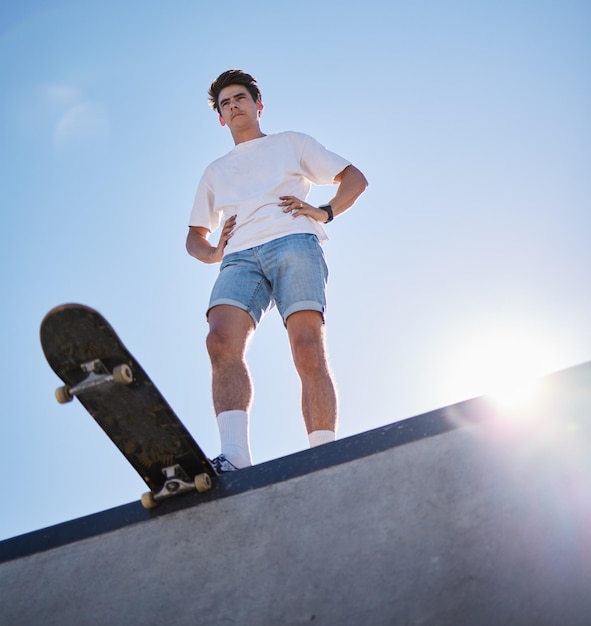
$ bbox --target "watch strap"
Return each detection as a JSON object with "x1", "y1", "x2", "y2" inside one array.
[{"x1": 319, "y1": 204, "x2": 334, "y2": 223}]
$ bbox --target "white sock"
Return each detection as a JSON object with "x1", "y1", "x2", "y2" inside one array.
[
  {"x1": 216, "y1": 410, "x2": 253, "y2": 468},
  {"x1": 308, "y1": 430, "x2": 336, "y2": 448}
]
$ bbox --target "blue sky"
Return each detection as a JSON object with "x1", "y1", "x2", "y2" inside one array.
[{"x1": 1, "y1": 0, "x2": 589, "y2": 540}]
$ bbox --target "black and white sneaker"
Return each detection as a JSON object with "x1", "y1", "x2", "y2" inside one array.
[{"x1": 210, "y1": 454, "x2": 239, "y2": 474}]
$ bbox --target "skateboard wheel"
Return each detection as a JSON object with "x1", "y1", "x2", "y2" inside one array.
[
  {"x1": 113, "y1": 364, "x2": 133, "y2": 384},
  {"x1": 141, "y1": 492, "x2": 158, "y2": 509},
  {"x1": 194, "y1": 473, "x2": 212, "y2": 493},
  {"x1": 55, "y1": 385, "x2": 73, "y2": 404}
]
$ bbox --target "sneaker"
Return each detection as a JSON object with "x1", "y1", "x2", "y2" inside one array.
[{"x1": 210, "y1": 454, "x2": 239, "y2": 474}]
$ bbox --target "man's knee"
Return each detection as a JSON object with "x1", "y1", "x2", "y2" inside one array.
[
  {"x1": 289, "y1": 319, "x2": 327, "y2": 376},
  {"x1": 291, "y1": 336, "x2": 325, "y2": 376},
  {"x1": 206, "y1": 326, "x2": 231, "y2": 362},
  {"x1": 206, "y1": 306, "x2": 253, "y2": 364}
]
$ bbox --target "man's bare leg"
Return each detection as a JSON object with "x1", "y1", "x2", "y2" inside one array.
[
  {"x1": 206, "y1": 305, "x2": 255, "y2": 468},
  {"x1": 207, "y1": 305, "x2": 254, "y2": 412},
  {"x1": 286, "y1": 310, "x2": 337, "y2": 443}
]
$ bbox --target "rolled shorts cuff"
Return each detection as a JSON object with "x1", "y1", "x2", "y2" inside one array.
[
  {"x1": 283, "y1": 300, "x2": 325, "y2": 324},
  {"x1": 207, "y1": 298, "x2": 259, "y2": 326}
]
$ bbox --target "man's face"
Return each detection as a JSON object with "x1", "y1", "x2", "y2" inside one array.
[{"x1": 217, "y1": 84, "x2": 263, "y2": 130}]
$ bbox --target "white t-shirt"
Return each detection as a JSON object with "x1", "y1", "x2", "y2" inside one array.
[{"x1": 189, "y1": 131, "x2": 351, "y2": 255}]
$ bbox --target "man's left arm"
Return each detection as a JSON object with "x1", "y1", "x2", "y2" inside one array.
[{"x1": 279, "y1": 164, "x2": 368, "y2": 223}]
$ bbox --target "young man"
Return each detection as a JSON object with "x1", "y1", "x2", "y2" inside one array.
[{"x1": 186, "y1": 69, "x2": 368, "y2": 472}]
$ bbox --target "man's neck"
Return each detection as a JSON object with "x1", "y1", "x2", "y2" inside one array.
[{"x1": 231, "y1": 127, "x2": 266, "y2": 145}]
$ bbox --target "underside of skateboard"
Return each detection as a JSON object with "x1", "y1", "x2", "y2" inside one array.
[{"x1": 53, "y1": 355, "x2": 213, "y2": 510}]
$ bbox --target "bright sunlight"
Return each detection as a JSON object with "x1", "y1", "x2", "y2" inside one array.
[{"x1": 443, "y1": 324, "x2": 560, "y2": 410}]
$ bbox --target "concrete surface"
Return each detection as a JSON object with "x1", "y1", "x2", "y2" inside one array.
[{"x1": 1, "y1": 362, "x2": 590, "y2": 625}]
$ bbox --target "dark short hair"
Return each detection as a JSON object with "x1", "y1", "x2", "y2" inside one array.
[{"x1": 208, "y1": 69, "x2": 261, "y2": 114}]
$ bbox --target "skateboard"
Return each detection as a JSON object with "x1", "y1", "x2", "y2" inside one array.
[{"x1": 40, "y1": 303, "x2": 216, "y2": 509}]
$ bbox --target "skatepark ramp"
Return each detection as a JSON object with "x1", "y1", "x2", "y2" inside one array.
[{"x1": 1, "y1": 362, "x2": 590, "y2": 625}]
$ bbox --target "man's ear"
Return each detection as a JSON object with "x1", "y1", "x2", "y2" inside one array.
[
  {"x1": 219, "y1": 114, "x2": 226, "y2": 127},
  {"x1": 257, "y1": 99, "x2": 264, "y2": 117}
]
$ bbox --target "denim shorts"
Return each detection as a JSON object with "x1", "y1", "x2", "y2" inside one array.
[{"x1": 208, "y1": 234, "x2": 328, "y2": 326}]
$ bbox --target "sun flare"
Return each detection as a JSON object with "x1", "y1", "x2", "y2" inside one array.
[{"x1": 443, "y1": 325, "x2": 558, "y2": 409}]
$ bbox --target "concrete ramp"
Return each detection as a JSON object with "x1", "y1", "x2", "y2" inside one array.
[{"x1": 1, "y1": 363, "x2": 590, "y2": 625}]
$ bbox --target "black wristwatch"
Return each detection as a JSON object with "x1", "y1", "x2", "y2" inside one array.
[{"x1": 319, "y1": 204, "x2": 334, "y2": 223}]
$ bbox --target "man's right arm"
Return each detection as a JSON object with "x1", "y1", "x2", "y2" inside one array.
[{"x1": 186, "y1": 215, "x2": 236, "y2": 264}]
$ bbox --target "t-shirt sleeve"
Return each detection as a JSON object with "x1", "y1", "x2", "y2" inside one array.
[
  {"x1": 298, "y1": 134, "x2": 351, "y2": 186},
  {"x1": 188, "y1": 172, "x2": 221, "y2": 232}
]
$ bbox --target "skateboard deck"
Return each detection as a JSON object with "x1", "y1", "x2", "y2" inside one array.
[{"x1": 40, "y1": 303, "x2": 216, "y2": 509}]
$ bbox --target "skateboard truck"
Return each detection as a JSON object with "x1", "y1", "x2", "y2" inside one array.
[
  {"x1": 55, "y1": 359, "x2": 133, "y2": 404},
  {"x1": 141, "y1": 465, "x2": 213, "y2": 509}
]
